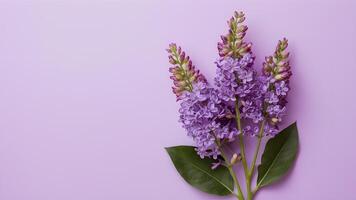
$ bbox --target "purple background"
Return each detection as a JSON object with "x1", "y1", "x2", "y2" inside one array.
[{"x1": 1, "y1": 0, "x2": 356, "y2": 199}]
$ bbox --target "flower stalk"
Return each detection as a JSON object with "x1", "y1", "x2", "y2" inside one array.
[
  {"x1": 235, "y1": 99, "x2": 249, "y2": 177},
  {"x1": 247, "y1": 120, "x2": 266, "y2": 200},
  {"x1": 221, "y1": 151, "x2": 245, "y2": 200},
  {"x1": 216, "y1": 139, "x2": 244, "y2": 200}
]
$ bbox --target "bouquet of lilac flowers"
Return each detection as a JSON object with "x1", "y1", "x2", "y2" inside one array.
[{"x1": 165, "y1": 11, "x2": 299, "y2": 200}]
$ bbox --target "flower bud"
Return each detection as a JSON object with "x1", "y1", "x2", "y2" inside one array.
[
  {"x1": 230, "y1": 153, "x2": 241, "y2": 165},
  {"x1": 218, "y1": 11, "x2": 252, "y2": 59},
  {"x1": 263, "y1": 38, "x2": 291, "y2": 82},
  {"x1": 167, "y1": 43, "x2": 206, "y2": 100},
  {"x1": 275, "y1": 71, "x2": 292, "y2": 81},
  {"x1": 275, "y1": 63, "x2": 290, "y2": 73},
  {"x1": 262, "y1": 38, "x2": 291, "y2": 129},
  {"x1": 271, "y1": 117, "x2": 281, "y2": 125}
]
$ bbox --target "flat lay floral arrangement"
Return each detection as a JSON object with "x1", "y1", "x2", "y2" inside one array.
[{"x1": 165, "y1": 11, "x2": 299, "y2": 200}]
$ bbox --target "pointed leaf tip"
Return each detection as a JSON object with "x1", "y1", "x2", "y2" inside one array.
[{"x1": 257, "y1": 122, "x2": 299, "y2": 189}]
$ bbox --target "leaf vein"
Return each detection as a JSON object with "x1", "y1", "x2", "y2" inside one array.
[
  {"x1": 257, "y1": 134, "x2": 291, "y2": 188},
  {"x1": 189, "y1": 162, "x2": 233, "y2": 193}
]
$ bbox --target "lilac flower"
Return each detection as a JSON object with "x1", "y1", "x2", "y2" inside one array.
[
  {"x1": 260, "y1": 38, "x2": 292, "y2": 135},
  {"x1": 214, "y1": 14, "x2": 264, "y2": 136},
  {"x1": 178, "y1": 81, "x2": 239, "y2": 158},
  {"x1": 167, "y1": 44, "x2": 239, "y2": 158},
  {"x1": 264, "y1": 123, "x2": 279, "y2": 136},
  {"x1": 215, "y1": 54, "x2": 267, "y2": 137},
  {"x1": 275, "y1": 81, "x2": 289, "y2": 96},
  {"x1": 215, "y1": 53, "x2": 256, "y2": 102},
  {"x1": 214, "y1": 11, "x2": 255, "y2": 103}
]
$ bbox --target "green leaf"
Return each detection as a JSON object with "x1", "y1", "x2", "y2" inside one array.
[
  {"x1": 165, "y1": 145, "x2": 234, "y2": 196},
  {"x1": 257, "y1": 122, "x2": 299, "y2": 189}
]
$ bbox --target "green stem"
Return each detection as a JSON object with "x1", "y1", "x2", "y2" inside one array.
[
  {"x1": 235, "y1": 99, "x2": 252, "y2": 200},
  {"x1": 246, "y1": 120, "x2": 266, "y2": 200},
  {"x1": 249, "y1": 120, "x2": 266, "y2": 175},
  {"x1": 252, "y1": 187, "x2": 258, "y2": 195},
  {"x1": 235, "y1": 100, "x2": 249, "y2": 177},
  {"x1": 246, "y1": 179, "x2": 252, "y2": 200},
  {"x1": 220, "y1": 150, "x2": 245, "y2": 200},
  {"x1": 229, "y1": 167, "x2": 244, "y2": 200}
]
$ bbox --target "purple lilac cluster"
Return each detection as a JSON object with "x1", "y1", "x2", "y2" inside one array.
[
  {"x1": 179, "y1": 81, "x2": 238, "y2": 158},
  {"x1": 214, "y1": 53, "x2": 265, "y2": 136},
  {"x1": 260, "y1": 38, "x2": 291, "y2": 135},
  {"x1": 215, "y1": 53, "x2": 255, "y2": 102},
  {"x1": 167, "y1": 12, "x2": 292, "y2": 158},
  {"x1": 214, "y1": 11, "x2": 264, "y2": 136},
  {"x1": 167, "y1": 44, "x2": 238, "y2": 158}
]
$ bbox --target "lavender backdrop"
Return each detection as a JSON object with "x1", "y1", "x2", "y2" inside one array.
[{"x1": 0, "y1": 0, "x2": 355, "y2": 199}]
